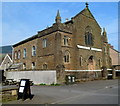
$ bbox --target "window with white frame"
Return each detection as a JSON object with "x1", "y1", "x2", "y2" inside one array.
[
  {"x1": 32, "y1": 46, "x2": 36, "y2": 56},
  {"x1": 23, "y1": 48, "x2": 26, "y2": 58},
  {"x1": 18, "y1": 50, "x2": 21, "y2": 59},
  {"x1": 64, "y1": 51, "x2": 70, "y2": 63},
  {"x1": 63, "y1": 36, "x2": 69, "y2": 46},
  {"x1": 42, "y1": 38, "x2": 47, "y2": 48},
  {"x1": 32, "y1": 62, "x2": 35, "y2": 69}
]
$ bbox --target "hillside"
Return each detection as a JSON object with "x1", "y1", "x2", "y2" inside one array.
[{"x1": 0, "y1": 45, "x2": 12, "y2": 54}]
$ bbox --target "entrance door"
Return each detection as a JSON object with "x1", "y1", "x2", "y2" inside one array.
[{"x1": 88, "y1": 56, "x2": 95, "y2": 70}]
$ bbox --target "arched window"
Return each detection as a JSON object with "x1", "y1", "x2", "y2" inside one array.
[
  {"x1": 14, "y1": 51, "x2": 17, "y2": 60},
  {"x1": 63, "y1": 36, "x2": 69, "y2": 46},
  {"x1": 64, "y1": 51, "x2": 70, "y2": 63},
  {"x1": 80, "y1": 56, "x2": 83, "y2": 66},
  {"x1": 23, "y1": 48, "x2": 26, "y2": 58},
  {"x1": 23, "y1": 63, "x2": 26, "y2": 70},
  {"x1": 85, "y1": 26, "x2": 93, "y2": 46},
  {"x1": 18, "y1": 50, "x2": 21, "y2": 59},
  {"x1": 88, "y1": 56, "x2": 95, "y2": 70},
  {"x1": 43, "y1": 64, "x2": 47, "y2": 70},
  {"x1": 32, "y1": 46, "x2": 36, "y2": 56},
  {"x1": 32, "y1": 62, "x2": 35, "y2": 69},
  {"x1": 42, "y1": 38, "x2": 47, "y2": 48}
]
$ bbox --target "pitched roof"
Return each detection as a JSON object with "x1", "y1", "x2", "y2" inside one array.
[
  {"x1": 13, "y1": 23, "x2": 73, "y2": 47},
  {"x1": 13, "y1": 5, "x2": 101, "y2": 47},
  {"x1": 13, "y1": 34, "x2": 38, "y2": 47},
  {"x1": 0, "y1": 53, "x2": 12, "y2": 66},
  {"x1": 73, "y1": 7, "x2": 101, "y2": 29},
  {"x1": 110, "y1": 47, "x2": 120, "y2": 53}
]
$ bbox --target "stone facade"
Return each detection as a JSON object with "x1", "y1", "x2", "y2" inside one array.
[{"x1": 13, "y1": 4, "x2": 112, "y2": 82}]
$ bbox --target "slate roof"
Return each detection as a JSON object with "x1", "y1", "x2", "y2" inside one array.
[{"x1": 13, "y1": 5, "x2": 100, "y2": 47}]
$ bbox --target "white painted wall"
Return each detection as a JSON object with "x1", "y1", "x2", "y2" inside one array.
[{"x1": 5, "y1": 70, "x2": 57, "y2": 84}]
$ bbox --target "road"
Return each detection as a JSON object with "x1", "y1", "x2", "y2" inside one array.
[{"x1": 6, "y1": 79, "x2": 118, "y2": 104}]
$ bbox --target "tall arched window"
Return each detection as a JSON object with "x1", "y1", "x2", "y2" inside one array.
[
  {"x1": 18, "y1": 50, "x2": 21, "y2": 59},
  {"x1": 64, "y1": 51, "x2": 70, "y2": 63},
  {"x1": 42, "y1": 38, "x2": 47, "y2": 48},
  {"x1": 63, "y1": 36, "x2": 69, "y2": 46},
  {"x1": 14, "y1": 51, "x2": 17, "y2": 60},
  {"x1": 32, "y1": 46, "x2": 36, "y2": 56},
  {"x1": 23, "y1": 48, "x2": 26, "y2": 58},
  {"x1": 85, "y1": 26, "x2": 93, "y2": 46}
]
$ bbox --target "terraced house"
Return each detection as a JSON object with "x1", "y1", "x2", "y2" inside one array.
[{"x1": 12, "y1": 3, "x2": 112, "y2": 82}]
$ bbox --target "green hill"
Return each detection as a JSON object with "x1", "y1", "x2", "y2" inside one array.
[{"x1": 0, "y1": 45, "x2": 12, "y2": 54}]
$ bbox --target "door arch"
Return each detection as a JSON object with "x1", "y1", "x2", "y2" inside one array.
[{"x1": 88, "y1": 56, "x2": 95, "y2": 70}]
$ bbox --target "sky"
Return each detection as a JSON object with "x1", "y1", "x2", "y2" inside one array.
[{"x1": 1, "y1": 2, "x2": 119, "y2": 50}]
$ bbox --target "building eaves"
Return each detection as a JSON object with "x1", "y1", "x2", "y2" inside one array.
[
  {"x1": 64, "y1": 20, "x2": 73, "y2": 24},
  {"x1": 38, "y1": 23, "x2": 72, "y2": 37},
  {"x1": 13, "y1": 23, "x2": 72, "y2": 48},
  {"x1": 111, "y1": 47, "x2": 120, "y2": 53},
  {"x1": 13, "y1": 35, "x2": 38, "y2": 47}
]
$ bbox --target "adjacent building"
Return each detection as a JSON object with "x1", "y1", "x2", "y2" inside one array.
[
  {"x1": 0, "y1": 54, "x2": 13, "y2": 71},
  {"x1": 109, "y1": 45, "x2": 120, "y2": 70}
]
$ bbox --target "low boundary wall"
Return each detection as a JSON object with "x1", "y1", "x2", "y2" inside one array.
[{"x1": 5, "y1": 70, "x2": 57, "y2": 84}]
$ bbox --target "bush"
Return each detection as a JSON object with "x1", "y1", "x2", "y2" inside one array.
[
  {"x1": 39, "y1": 83, "x2": 46, "y2": 85},
  {"x1": 50, "y1": 83, "x2": 60, "y2": 86}
]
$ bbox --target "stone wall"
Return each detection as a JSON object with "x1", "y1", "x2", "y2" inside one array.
[{"x1": 65, "y1": 71, "x2": 102, "y2": 81}]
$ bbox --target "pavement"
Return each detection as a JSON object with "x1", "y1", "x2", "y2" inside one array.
[{"x1": 5, "y1": 79, "x2": 118, "y2": 104}]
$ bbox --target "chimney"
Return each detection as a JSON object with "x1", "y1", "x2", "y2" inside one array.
[
  {"x1": 109, "y1": 44, "x2": 114, "y2": 49},
  {"x1": 65, "y1": 18, "x2": 69, "y2": 22}
]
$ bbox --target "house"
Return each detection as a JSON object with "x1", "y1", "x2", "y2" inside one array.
[
  {"x1": 109, "y1": 45, "x2": 120, "y2": 72},
  {"x1": 0, "y1": 54, "x2": 13, "y2": 71},
  {"x1": 12, "y1": 3, "x2": 112, "y2": 82}
]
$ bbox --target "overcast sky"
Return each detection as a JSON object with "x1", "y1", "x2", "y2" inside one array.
[{"x1": 1, "y1": 2, "x2": 118, "y2": 50}]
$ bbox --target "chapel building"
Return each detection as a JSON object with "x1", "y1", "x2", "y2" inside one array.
[{"x1": 13, "y1": 3, "x2": 112, "y2": 74}]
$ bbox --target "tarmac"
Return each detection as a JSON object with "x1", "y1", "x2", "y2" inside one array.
[{"x1": 4, "y1": 79, "x2": 118, "y2": 104}]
